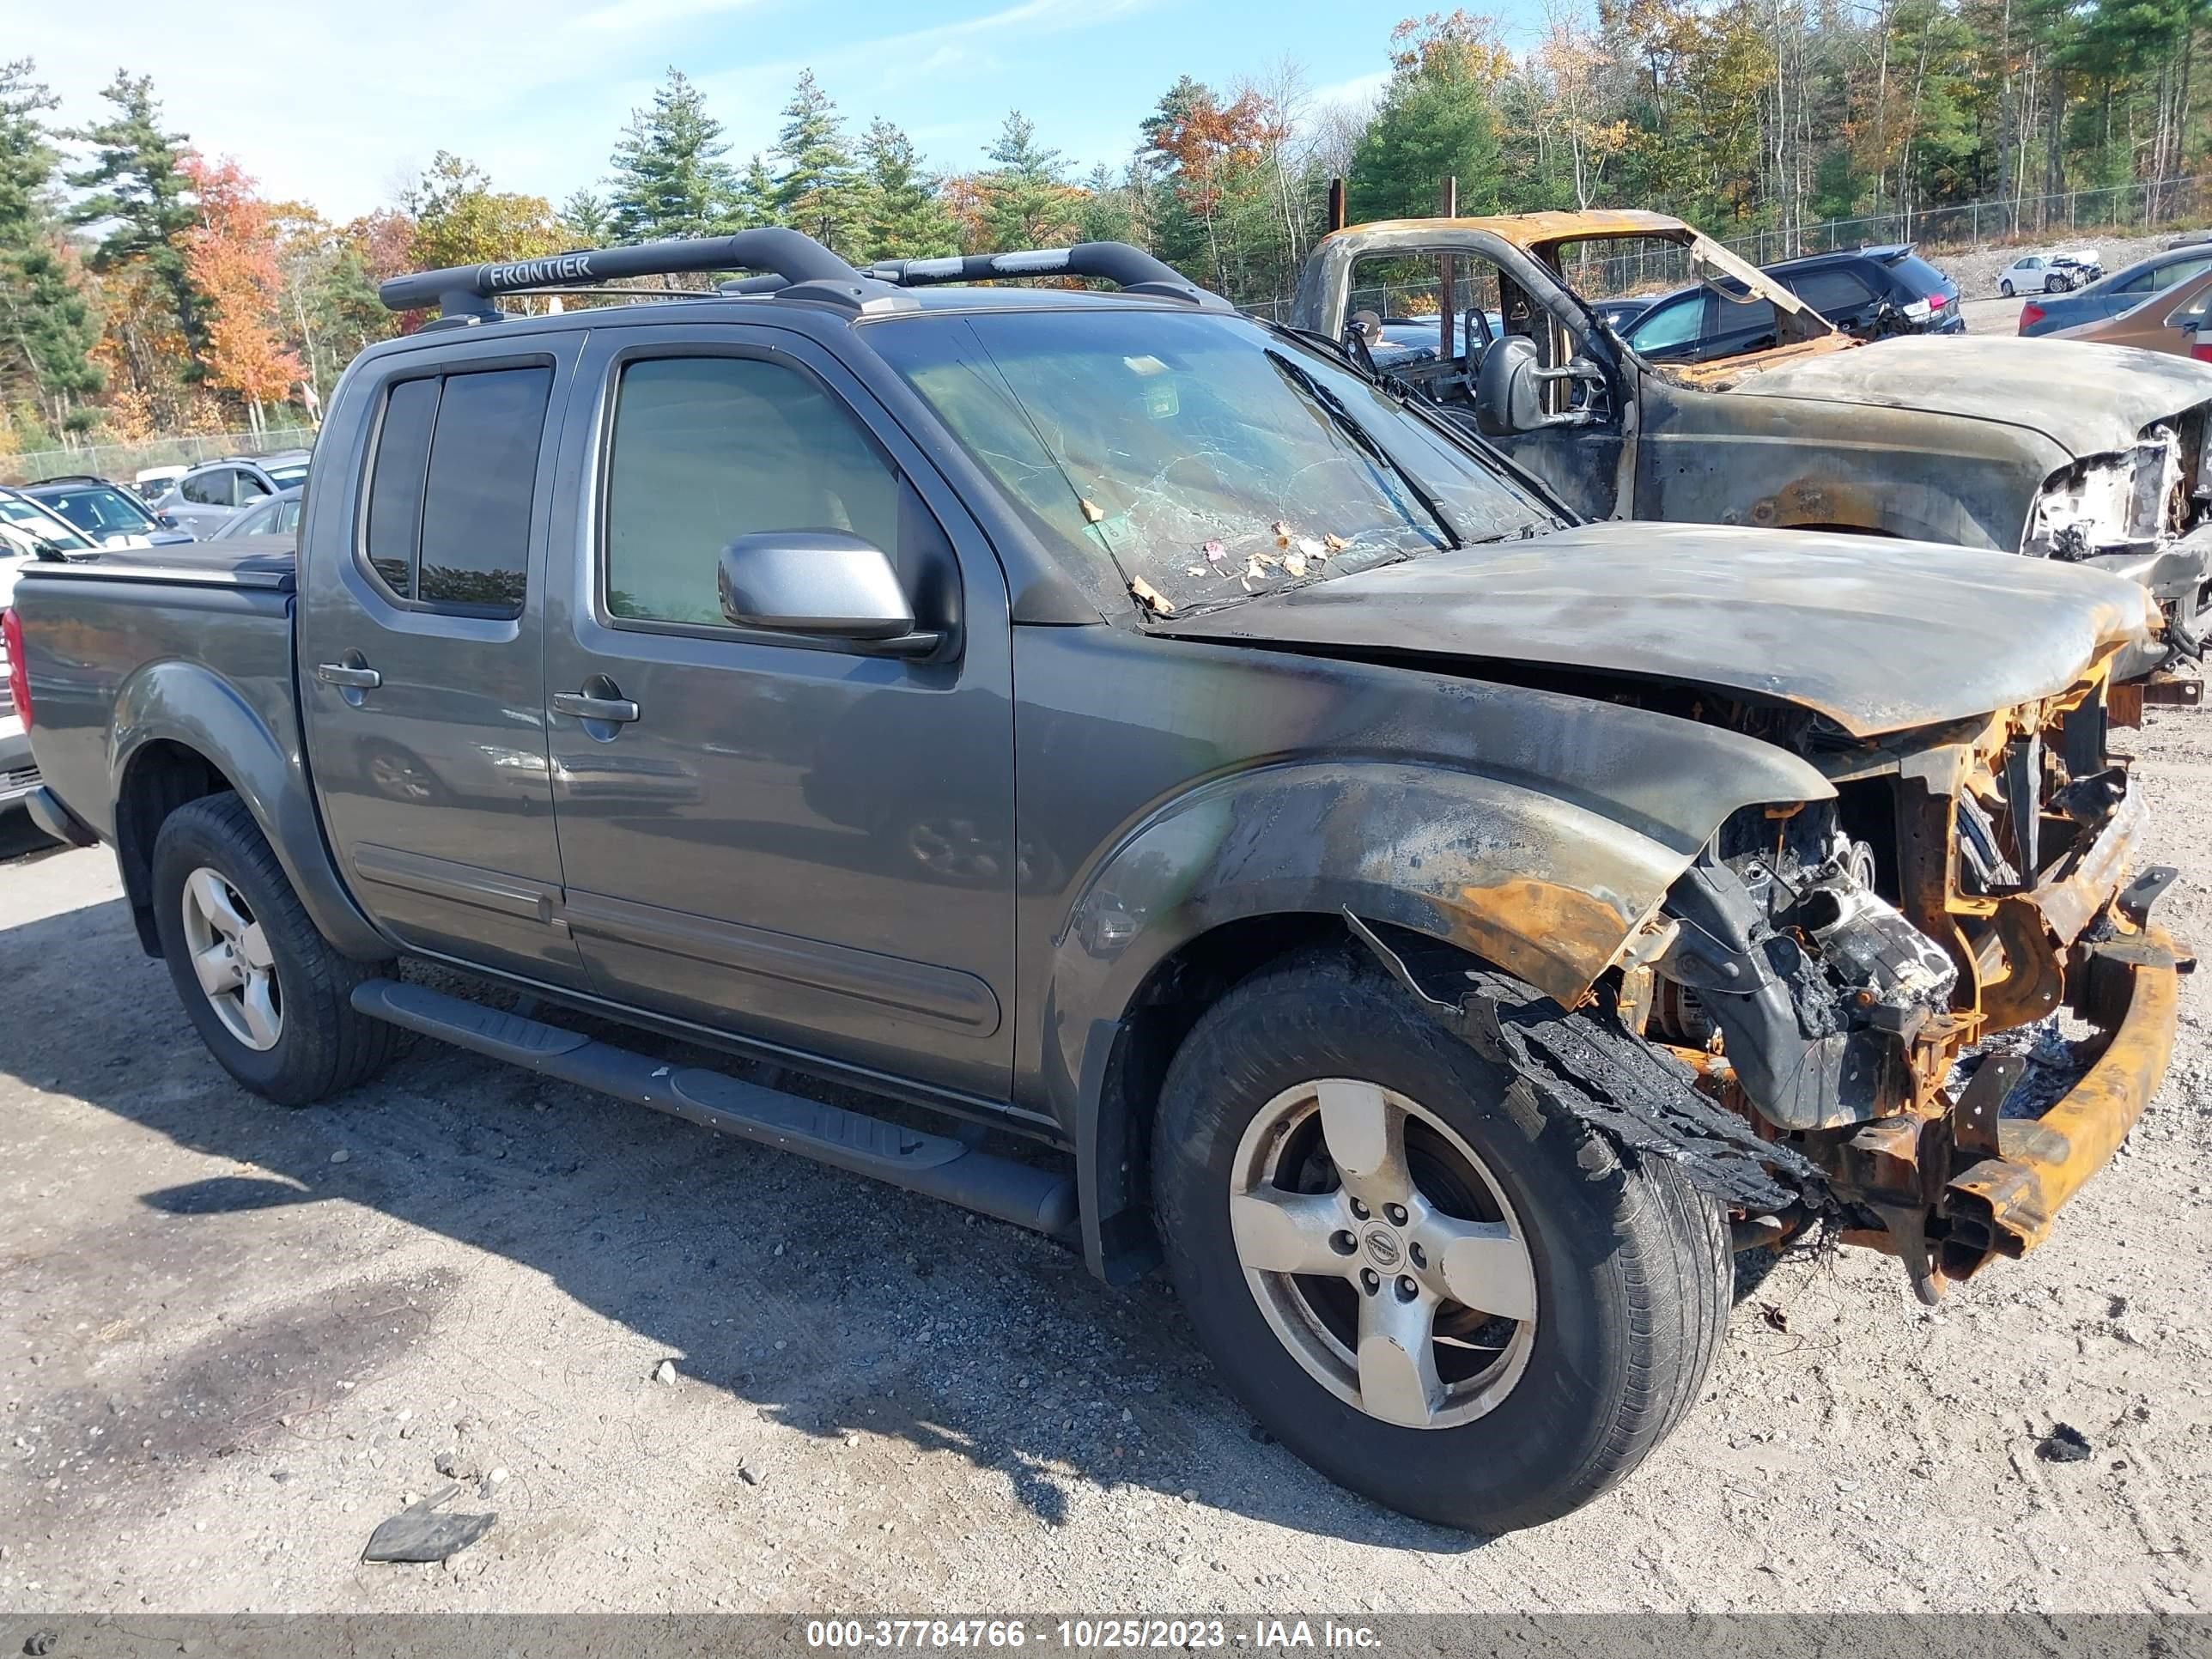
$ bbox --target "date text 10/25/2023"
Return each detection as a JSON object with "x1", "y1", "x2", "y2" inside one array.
[{"x1": 804, "y1": 1620, "x2": 1384, "y2": 1650}]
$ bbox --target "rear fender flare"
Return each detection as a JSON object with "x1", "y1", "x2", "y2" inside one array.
[{"x1": 111, "y1": 659, "x2": 387, "y2": 961}]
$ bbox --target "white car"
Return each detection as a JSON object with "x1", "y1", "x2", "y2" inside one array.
[{"x1": 1999, "y1": 250, "x2": 2101, "y2": 297}]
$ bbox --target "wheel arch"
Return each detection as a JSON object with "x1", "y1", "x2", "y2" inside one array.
[
  {"x1": 1042, "y1": 758, "x2": 1721, "y2": 1281},
  {"x1": 109, "y1": 660, "x2": 386, "y2": 963}
]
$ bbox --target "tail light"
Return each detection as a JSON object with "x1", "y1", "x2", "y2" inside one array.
[
  {"x1": 1927, "y1": 291, "x2": 1948, "y2": 310},
  {"x1": 2, "y1": 606, "x2": 31, "y2": 729},
  {"x1": 2193, "y1": 342, "x2": 2212, "y2": 363},
  {"x1": 2021, "y1": 301, "x2": 2045, "y2": 331}
]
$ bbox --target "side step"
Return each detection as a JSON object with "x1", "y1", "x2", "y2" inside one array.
[{"x1": 349, "y1": 978, "x2": 1078, "y2": 1239}]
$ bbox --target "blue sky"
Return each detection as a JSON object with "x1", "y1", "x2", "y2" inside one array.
[{"x1": 9, "y1": 0, "x2": 1545, "y2": 222}]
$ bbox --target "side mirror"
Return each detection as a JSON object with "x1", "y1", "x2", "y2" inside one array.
[
  {"x1": 718, "y1": 531, "x2": 937, "y2": 653},
  {"x1": 1477, "y1": 339, "x2": 1606, "y2": 435},
  {"x1": 157, "y1": 513, "x2": 179, "y2": 528}
]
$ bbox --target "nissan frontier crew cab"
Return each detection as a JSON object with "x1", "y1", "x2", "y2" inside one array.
[{"x1": 7, "y1": 229, "x2": 2189, "y2": 1534}]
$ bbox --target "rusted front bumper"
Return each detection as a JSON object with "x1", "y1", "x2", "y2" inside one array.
[{"x1": 1938, "y1": 925, "x2": 2182, "y2": 1265}]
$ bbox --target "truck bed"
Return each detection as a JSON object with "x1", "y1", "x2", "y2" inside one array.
[{"x1": 12, "y1": 550, "x2": 301, "y2": 851}]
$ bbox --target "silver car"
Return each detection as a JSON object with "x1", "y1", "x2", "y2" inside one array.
[{"x1": 155, "y1": 452, "x2": 313, "y2": 536}]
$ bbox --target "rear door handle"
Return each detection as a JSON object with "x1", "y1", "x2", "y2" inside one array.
[
  {"x1": 552, "y1": 691, "x2": 641, "y2": 724},
  {"x1": 315, "y1": 663, "x2": 381, "y2": 689}
]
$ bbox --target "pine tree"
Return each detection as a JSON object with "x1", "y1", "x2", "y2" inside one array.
[
  {"x1": 1077, "y1": 161, "x2": 1145, "y2": 247},
  {"x1": 559, "y1": 188, "x2": 611, "y2": 245},
  {"x1": 858, "y1": 118, "x2": 958, "y2": 261},
  {"x1": 1346, "y1": 52, "x2": 1505, "y2": 222},
  {"x1": 773, "y1": 70, "x2": 861, "y2": 255},
  {"x1": 606, "y1": 68, "x2": 736, "y2": 241},
  {"x1": 65, "y1": 70, "x2": 204, "y2": 367},
  {"x1": 0, "y1": 61, "x2": 104, "y2": 433},
  {"x1": 731, "y1": 155, "x2": 778, "y2": 228},
  {"x1": 980, "y1": 110, "x2": 1075, "y2": 251}
]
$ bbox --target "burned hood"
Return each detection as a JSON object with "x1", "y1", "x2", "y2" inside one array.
[
  {"x1": 1152, "y1": 522, "x2": 2155, "y2": 738},
  {"x1": 1729, "y1": 335, "x2": 2212, "y2": 458}
]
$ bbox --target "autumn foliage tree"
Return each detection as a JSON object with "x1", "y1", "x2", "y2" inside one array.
[{"x1": 180, "y1": 153, "x2": 301, "y2": 436}]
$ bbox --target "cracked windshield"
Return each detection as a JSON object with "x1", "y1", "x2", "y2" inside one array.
[{"x1": 867, "y1": 308, "x2": 1553, "y2": 616}]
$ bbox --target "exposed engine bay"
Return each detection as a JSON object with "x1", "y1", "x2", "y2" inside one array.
[
  {"x1": 2020, "y1": 418, "x2": 2208, "y2": 677},
  {"x1": 2025, "y1": 418, "x2": 2200, "y2": 562},
  {"x1": 1619, "y1": 665, "x2": 2187, "y2": 1299}
]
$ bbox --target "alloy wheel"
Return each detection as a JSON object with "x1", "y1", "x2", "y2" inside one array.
[
  {"x1": 179, "y1": 866, "x2": 283, "y2": 1051},
  {"x1": 1228, "y1": 1078, "x2": 1537, "y2": 1430}
]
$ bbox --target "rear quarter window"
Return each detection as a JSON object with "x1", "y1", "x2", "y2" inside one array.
[{"x1": 1887, "y1": 254, "x2": 1952, "y2": 295}]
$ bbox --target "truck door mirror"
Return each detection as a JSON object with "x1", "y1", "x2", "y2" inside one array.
[
  {"x1": 718, "y1": 531, "x2": 928, "y2": 647},
  {"x1": 1476, "y1": 338, "x2": 1604, "y2": 435}
]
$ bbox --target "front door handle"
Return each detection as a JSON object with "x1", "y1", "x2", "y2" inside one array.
[
  {"x1": 315, "y1": 662, "x2": 381, "y2": 689},
  {"x1": 552, "y1": 690, "x2": 641, "y2": 724}
]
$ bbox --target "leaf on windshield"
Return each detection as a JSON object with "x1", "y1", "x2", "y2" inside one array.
[
  {"x1": 1324, "y1": 533, "x2": 1348, "y2": 553},
  {"x1": 1272, "y1": 520, "x2": 1293, "y2": 548},
  {"x1": 1080, "y1": 497, "x2": 1106, "y2": 525},
  {"x1": 1202, "y1": 539, "x2": 1225, "y2": 562},
  {"x1": 1284, "y1": 550, "x2": 1308, "y2": 577},
  {"x1": 1129, "y1": 575, "x2": 1176, "y2": 615}
]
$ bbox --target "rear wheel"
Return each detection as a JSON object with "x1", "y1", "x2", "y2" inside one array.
[
  {"x1": 1152, "y1": 952, "x2": 1730, "y2": 1533},
  {"x1": 151, "y1": 793, "x2": 397, "y2": 1106},
  {"x1": 2001, "y1": 279, "x2": 2015, "y2": 298}
]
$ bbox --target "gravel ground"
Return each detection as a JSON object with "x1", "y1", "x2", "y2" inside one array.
[{"x1": 0, "y1": 706, "x2": 2207, "y2": 1616}]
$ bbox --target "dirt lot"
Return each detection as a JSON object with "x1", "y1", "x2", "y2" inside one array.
[{"x1": 0, "y1": 711, "x2": 2208, "y2": 1617}]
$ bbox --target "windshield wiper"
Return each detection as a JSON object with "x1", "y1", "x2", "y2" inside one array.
[{"x1": 1262, "y1": 347, "x2": 1460, "y2": 550}]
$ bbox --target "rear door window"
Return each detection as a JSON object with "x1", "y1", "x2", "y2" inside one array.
[
  {"x1": 362, "y1": 365, "x2": 552, "y2": 617},
  {"x1": 2152, "y1": 257, "x2": 2212, "y2": 292},
  {"x1": 1790, "y1": 267, "x2": 1878, "y2": 313},
  {"x1": 181, "y1": 469, "x2": 230, "y2": 506},
  {"x1": 416, "y1": 368, "x2": 551, "y2": 616}
]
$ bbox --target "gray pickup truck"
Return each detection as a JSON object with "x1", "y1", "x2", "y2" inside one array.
[{"x1": 8, "y1": 230, "x2": 2189, "y2": 1534}]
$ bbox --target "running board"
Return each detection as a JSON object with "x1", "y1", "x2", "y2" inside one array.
[{"x1": 349, "y1": 978, "x2": 1078, "y2": 1239}]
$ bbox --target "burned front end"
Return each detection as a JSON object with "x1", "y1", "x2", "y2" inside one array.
[
  {"x1": 1635, "y1": 665, "x2": 2189, "y2": 1299},
  {"x1": 2023, "y1": 411, "x2": 2211, "y2": 692}
]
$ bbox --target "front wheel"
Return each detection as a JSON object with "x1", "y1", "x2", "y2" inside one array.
[
  {"x1": 2046, "y1": 274, "x2": 2066, "y2": 293},
  {"x1": 151, "y1": 793, "x2": 397, "y2": 1106},
  {"x1": 1152, "y1": 952, "x2": 1730, "y2": 1533}
]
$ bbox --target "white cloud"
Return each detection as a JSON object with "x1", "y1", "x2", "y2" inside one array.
[{"x1": 1310, "y1": 66, "x2": 1390, "y2": 112}]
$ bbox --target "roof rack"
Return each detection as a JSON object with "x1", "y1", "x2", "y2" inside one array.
[
  {"x1": 378, "y1": 227, "x2": 912, "y2": 325},
  {"x1": 855, "y1": 242, "x2": 1230, "y2": 308}
]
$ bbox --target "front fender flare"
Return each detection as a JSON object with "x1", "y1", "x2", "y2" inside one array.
[
  {"x1": 1042, "y1": 754, "x2": 1832, "y2": 1277},
  {"x1": 111, "y1": 659, "x2": 387, "y2": 961}
]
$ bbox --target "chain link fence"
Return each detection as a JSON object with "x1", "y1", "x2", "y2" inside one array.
[{"x1": 0, "y1": 428, "x2": 319, "y2": 488}]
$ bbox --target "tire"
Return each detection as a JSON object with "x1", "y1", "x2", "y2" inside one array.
[
  {"x1": 2001, "y1": 279, "x2": 2014, "y2": 298},
  {"x1": 1152, "y1": 951, "x2": 1730, "y2": 1533},
  {"x1": 151, "y1": 792, "x2": 397, "y2": 1106},
  {"x1": 2045, "y1": 274, "x2": 2064, "y2": 293}
]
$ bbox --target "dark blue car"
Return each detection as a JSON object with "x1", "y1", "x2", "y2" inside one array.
[
  {"x1": 1621, "y1": 244, "x2": 1963, "y2": 364},
  {"x1": 2017, "y1": 244, "x2": 2212, "y2": 337}
]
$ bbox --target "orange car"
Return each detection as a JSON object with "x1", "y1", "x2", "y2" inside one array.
[{"x1": 2047, "y1": 263, "x2": 2212, "y2": 359}]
